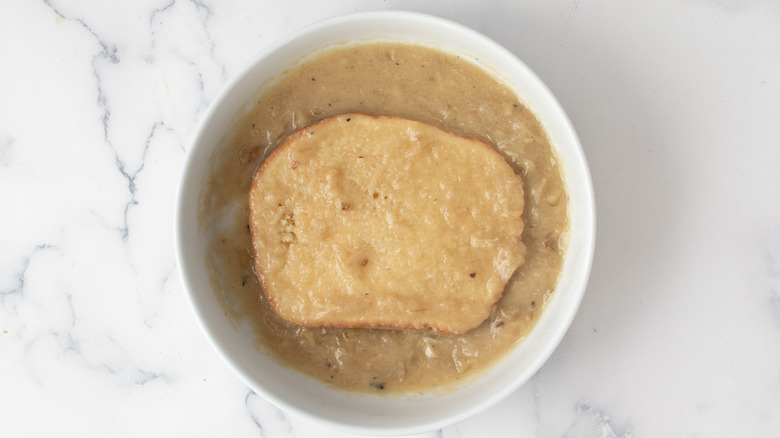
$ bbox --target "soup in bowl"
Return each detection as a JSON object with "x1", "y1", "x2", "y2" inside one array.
[{"x1": 176, "y1": 10, "x2": 594, "y2": 435}]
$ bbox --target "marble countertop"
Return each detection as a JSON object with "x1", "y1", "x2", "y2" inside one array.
[{"x1": 2, "y1": 0, "x2": 779, "y2": 436}]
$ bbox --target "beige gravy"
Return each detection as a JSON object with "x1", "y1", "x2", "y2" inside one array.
[{"x1": 200, "y1": 42, "x2": 568, "y2": 394}]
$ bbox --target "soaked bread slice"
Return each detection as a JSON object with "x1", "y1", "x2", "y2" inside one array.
[{"x1": 248, "y1": 113, "x2": 526, "y2": 334}]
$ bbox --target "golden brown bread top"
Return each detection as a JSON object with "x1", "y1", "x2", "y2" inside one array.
[{"x1": 248, "y1": 113, "x2": 526, "y2": 334}]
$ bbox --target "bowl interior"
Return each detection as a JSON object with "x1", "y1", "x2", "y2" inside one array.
[{"x1": 176, "y1": 10, "x2": 594, "y2": 436}]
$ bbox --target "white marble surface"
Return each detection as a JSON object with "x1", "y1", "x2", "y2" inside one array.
[{"x1": 1, "y1": 0, "x2": 779, "y2": 436}]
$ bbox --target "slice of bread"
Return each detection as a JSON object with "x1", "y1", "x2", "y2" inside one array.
[{"x1": 249, "y1": 113, "x2": 526, "y2": 334}]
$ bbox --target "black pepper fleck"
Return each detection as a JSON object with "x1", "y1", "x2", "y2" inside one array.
[{"x1": 469, "y1": 272, "x2": 476, "y2": 278}]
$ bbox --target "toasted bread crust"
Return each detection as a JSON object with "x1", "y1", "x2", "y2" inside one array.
[{"x1": 249, "y1": 113, "x2": 525, "y2": 334}]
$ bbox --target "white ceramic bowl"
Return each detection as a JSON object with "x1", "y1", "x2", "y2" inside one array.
[{"x1": 176, "y1": 10, "x2": 595, "y2": 436}]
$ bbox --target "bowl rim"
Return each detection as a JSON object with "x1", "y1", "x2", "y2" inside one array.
[{"x1": 175, "y1": 9, "x2": 595, "y2": 435}]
